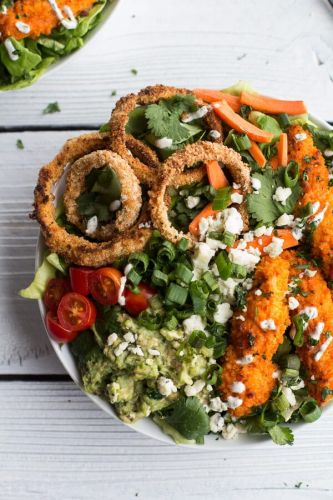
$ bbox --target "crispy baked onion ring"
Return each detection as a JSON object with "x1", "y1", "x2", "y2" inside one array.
[
  {"x1": 109, "y1": 84, "x2": 223, "y2": 185},
  {"x1": 33, "y1": 132, "x2": 152, "y2": 267},
  {"x1": 63, "y1": 150, "x2": 142, "y2": 241},
  {"x1": 149, "y1": 142, "x2": 251, "y2": 248}
]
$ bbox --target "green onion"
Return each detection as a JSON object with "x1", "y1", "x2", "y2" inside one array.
[
  {"x1": 152, "y1": 269, "x2": 169, "y2": 287},
  {"x1": 165, "y1": 283, "x2": 188, "y2": 305},
  {"x1": 157, "y1": 241, "x2": 177, "y2": 265},
  {"x1": 299, "y1": 399, "x2": 322, "y2": 423},
  {"x1": 177, "y1": 238, "x2": 189, "y2": 252},
  {"x1": 189, "y1": 281, "x2": 209, "y2": 314},
  {"x1": 137, "y1": 311, "x2": 162, "y2": 331},
  {"x1": 215, "y1": 251, "x2": 233, "y2": 280},
  {"x1": 126, "y1": 268, "x2": 142, "y2": 286},
  {"x1": 147, "y1": 230, "x2": 162, "y2": 255},
  {"x1": 213, "y1": 338, "x2": 227, "y2": 358},
  {"x1": 321, "y1": 387, "x2": 333, "y2": 401},
  {"x1": 279, "y1": 354, "x2": 301, "y2": 372},
  {"x1": 201, "y1": 271, "x2": 218, "y2": 292},
  {"x1": 174, "y1": 263, "x2": 193, "y2": 285},
  {"x1": 278, "y1": 113, "x2": 291, "y2": 129},
  {"x1": 163, "y1": 314, "x2": 178, "y2": 330},
  {"x1": 188, "y1": 330, "x2": 207, "y2": 348},
  {"x1": 129, "y1": 252, "x2": 149, "y2": 273},
  {"x1": 259, "y1": 405, "x2": 279, "y2": 429},
  {"x1": 212, "y1": 187, "x2": 232, "y2": 211},
  {"x1": 232, "y1": 133, "x2": 251, "y2": 151},
  {"x1": 293, "y1": 315, "x2": 305, "y2": 347},
  {"x1": 205, "y1": 335, "x2": 216, "y2": 349},
  {"x1": 208, "y1": 230, "x2": 236, "y2": 246},
  {"x1": 284, "y1": 161, "x2": 299, "y2": 188},
  {"x1": 273, "y1": 392, "x2": 290, "y2": 412},
  {"x1": 206, "y1": 364, "x2": 222, "y2": 385},
  {"x1": 283, "y1": 368, "x2": 300, "y2": 379},
  {"x1": 232, "y1": 264, "x2": 247, "y2": 279}
]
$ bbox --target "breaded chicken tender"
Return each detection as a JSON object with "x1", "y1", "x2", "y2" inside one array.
[
  {"x1": 0, "y1": 0, "x2": 97, "y2": 41},
  {"x1": 219, "y1": 255, "x2": 290, "y2": 417},
  {"x1": 288, "y1": 125, "x2": 333, "y2": 280},
  {"x1": 285, "y1": 251, "x2": 333, "y2": 405}
]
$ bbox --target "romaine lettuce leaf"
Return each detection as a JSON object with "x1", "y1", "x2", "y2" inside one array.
[{"x1": 19, "y1": 256, "x2": 57, "y2": 300}]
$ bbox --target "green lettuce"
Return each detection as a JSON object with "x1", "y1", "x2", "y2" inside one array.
[
  {"x1": 0, "y1": 0, "x2": 108, "y2": 91},
  {"x1": 19, "y1": 255, "x2": 57, "y2": 299},
  {"x1": 222, "y1": 80, "x2": 257, "y2": 96},
  {"x1": 248, "y1": 111, "x2": 282, "y2": 140}
]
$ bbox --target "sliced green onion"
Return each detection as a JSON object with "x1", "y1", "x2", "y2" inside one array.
[
  {"x1": 189, "y1": 281, "x2": 209, "y2": 314},
  {"x1": 299, "y1": 399, "x2": 322, "y2": 423},
  {"x1": 206, "y1": 364, "x2": 222, "y2": 385},
  {"x1": 205, "y1": 335, "x2": 216, "y2": 349},
  {"x1": 232, "y1": 263, "x2": 247, "y2": 279},
  {"x1": 284, "y1": 161, "x2": 299, "y2": 188},
  {"x1": 177, "y1": 238, "x2": 189, "y2": 252},
  {"x1": 165, "y1": 283, "x2": 188, "y2": 305},
  {"x1": 273, "y1": 392, "x2": 290, "y2": 412},
  {"x1": 163, "y1": 314, "x2": 178, "y2": 330},
  {"x1": 188, "y1": 330, "x2": 207, "y2": 348},
  {"x1": 157, "y1": 241, "x2": 177, "y2": 265},
  {"x1": 137, "y1": 311, "x2": 162, "y2": 331},
  {"x1": 212, "y1": 187, "x2": 232, "y2": 211},
  {"x1": 201, "y1": 271, "x2": 219, "y2": 292},
  {"x1": 278, "y1": 113, "x2": 291, "y2": 129},
  {"x1": 279, "y1": 354, "x2": 301, "y2": 371},
  {"x1": 259, "y1": 405, "x2": 279, "y2": 429},
  {"x1": 126, "y1": 268, "x2": 142, "y2": 286},
  {"x1": 213, "y1": 338, "x2": 227, "y2": 358},
  {"x1": 152, "y1": 269, "x2": 169, "y2": 287},
  {"x1": 174, "y1": 263, "x2": 193, "y2": 285},
  {"x1": 147, "y1": 230, "x2": 162, "y2": 255},
  {"x1": 207, "y1": 297, "x2": 218, "y2": 313},
  {"x1": 208, "y1": 230, "x2": 235, "y2": 246},
  {"x1": 215, "y1": 251, "x2": 233, "y2": 280},
  {"x1": 129, "y1": 252, "x2": 149, "y2": 273},
  {"x1": 293, "y1": 315, "x2": 305, "y2": 347}
]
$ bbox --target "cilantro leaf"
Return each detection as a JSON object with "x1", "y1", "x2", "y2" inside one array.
[
  {"x1": 268, "y1": 425, "x2": 294, "y2": 445},
  {"x1": 43, "y1": 101, "x2": 61, "y2": 114},
  {"x1": 16, "y1": 139, "x2": 24, "y2": 149},
  {"x1": 165, "y1": 396, "x2": 210, "y2": 442}
]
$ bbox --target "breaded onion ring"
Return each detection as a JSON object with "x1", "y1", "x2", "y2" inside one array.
[
  {"x1": 33, "y1": 132, "x2": 152, "y2": 267},
  {"x1": 109, "y1": 84, "x2": 223, "y2": 185},
  {"x1": 149, "y1": 142, "x2": 251, "y2": 248},
  {"x1": 63, "y1": 150, "x2": 142, "y2": 241}
]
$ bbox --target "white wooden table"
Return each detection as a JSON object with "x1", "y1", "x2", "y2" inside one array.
[{"x1": 1, "y1": 1, "x2": 333, "y2": 498}]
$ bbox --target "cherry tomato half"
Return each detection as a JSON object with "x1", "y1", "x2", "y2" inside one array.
[
  {"x1": 124, "y1": 283, "x2": 156, "y2": 317},
  {"x1": 57, "y1": 292, "x2": 96, "y2": 332},
  {"x1": 43, "y1": 278, "x2": 71, "y2": 312},
  {"x1": 46, "y1": 311, "x2": 78, "y2": 343},
  {"x1": 69, "y1": 267, "x2": 94, "y2": 296},
  {"x1": 88, "y1": 267, "x2": 122, "y2": 305}
]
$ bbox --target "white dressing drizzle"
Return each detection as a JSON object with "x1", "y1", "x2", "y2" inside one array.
[
  {"x1": 48, "y1": 0, "x2": 78, "y2": 30},
  {"x1": 4, "y1": 39, "x2": 19, "y2": 61}
]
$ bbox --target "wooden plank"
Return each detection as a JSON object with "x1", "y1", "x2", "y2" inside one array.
[
  {"x1": 0, "y1": 381, "x2": 332, "y2": 500},
  {"x1": 0, "y1": 0, "x2": 333, "y2": 128}
]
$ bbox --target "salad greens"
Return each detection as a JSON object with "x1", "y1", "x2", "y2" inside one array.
[{"x1": 0, "y1": 0, "x2": 109, "y2": 90}]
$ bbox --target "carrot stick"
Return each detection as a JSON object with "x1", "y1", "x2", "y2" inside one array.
[
  {"x1": 277, "y1": 133, "x2": 288, "y2": 167},
  {"x1": 212, "y1": 101, "x2": 274, "y2": 143},
  {"x1": 206, "y1": 160, "x2": 229, "y2": 189},
  {"x1": 240, "y1": 91, "x2": 307, "y2": 115},
  {"x1": 236, "y1": 229, "x2": 298, "y2": 252},
  {"x1": 193, "y1": 89, "x2": 241, "y2": 112},
  {"x1": 248, "y1": 141, "x2": 266, "y2": 168},
  {"x1": 189, "y1": 203, "x2": 219, "y2": 237}
]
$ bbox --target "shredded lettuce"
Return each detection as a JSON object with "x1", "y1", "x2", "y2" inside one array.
[{"x1": 0, "y1": 0, "x2": 108, "y2": 90}]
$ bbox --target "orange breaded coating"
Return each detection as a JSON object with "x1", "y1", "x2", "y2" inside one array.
[
  {"x1": 231, "y1": 255, "x2": 290, "y2": 359},
  {"x1": 0, "y1": 0, "x2": 97, "y2": 41},
  {"x1": 288, "y1": 125, "x2": 333, "y2": 280},
  {"x1": 219, "y1": 346, "x2": 277, "y2": 417},
  {"x1": 285, "y1": 251, "x2": 333, "y2": 405}
]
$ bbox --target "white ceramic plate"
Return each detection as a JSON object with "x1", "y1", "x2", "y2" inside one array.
[{"x1": 36, "y1": 114, "x2": 332, "y2": 448}]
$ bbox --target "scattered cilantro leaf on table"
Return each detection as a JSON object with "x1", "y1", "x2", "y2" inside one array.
[
  {"x1": 43, "y1": 102, "x2": 61, "y2": 114},
  {"x1": 268, "y1": 425, "x2": 294, "y2": 445},
  {"x1": 16, "y1": 139, "x2": 24, "y2": 149}
]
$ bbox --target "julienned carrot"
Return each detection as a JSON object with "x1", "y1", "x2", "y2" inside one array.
[
  {"x1": 249, "y1": 141, "x2": 266, "y2": 168},
  {"x1": 212, "y1": 101, "x2": 274, "y2": 143},
  {"x1": 240, "y1": 229, "x2": 298, "y2": 252},
  {"x1": 277, "y1": 133, "x2": 288, "y2": 167},
  {"x1": 193, "y1": 89, "x2": 241, "y2": 112},
  {"x1": 240, "y1": 91, "x2": 307, "y2": 115},
  {"x1": 206, "y1": 160, "x2": 229, "y2": 189},
  {"x1": 189, "y1": 203, "x2": 219, "y2": 236}
]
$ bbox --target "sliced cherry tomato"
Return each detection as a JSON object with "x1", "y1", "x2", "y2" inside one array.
[
  {"x1": 124, "y1": 283, "x2": 156, "y2": 317},
  {"x1": 43, "y1": 278, "x2": 71, "y2": 312},
  {"x1": 88, "y1": 267, "x2": 122, "y2": 305},
  {"x1": 46, "y1": 311, "x2": 78, "y2": 343},
  {"x1": 69, "y1": 267, "x2": 94, "y2": 296},
  {"x1": 57, "y1": 292, "x2": 96, "y2": 332}
]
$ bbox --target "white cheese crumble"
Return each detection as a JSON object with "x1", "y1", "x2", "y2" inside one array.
[
  {"x1": 15, "y1": 21, "x2": 31, "y2": 34},
  {"x1": 155, "y1": 137, "x2": 173, "y2": 149},
  {"x1": 233, "y1": 183, "x2": 241, "y2": 190},
  {"x1": 128, "y1": 346, "x2": 144, "y2": 357},
  {"x1": 223, "y1": 207, "x2": 244, "y2": 235},
  {"x1": 230, "y1": 381, "x2": 246, "y2": 393},
  {"x1": 85, "y1": 215, "x2": 98, "y2": 235},
  {"x1": 272, "y1": 187, "x2": 292, "y2": 206},
  {"x1": 294, "y1": 133, "x2": 307, "y2": 142},
  {"x1": 118, "y1": 276, "x2": 127, "y2": 306},
  {"x1": 231, "y1": 192, "x2": 243, "y2": 204},
  {"x1": 107, "y1": 333, "x2": 118, "y2": 346},
  {"x1": 123, "y1": 332, "x2": 135, "y2": 343},
  {"x1": 185, "y1": 196, "x2": 200, "y2": 209},
  {"x1": 208, "y1": 129, "x2": 221, "y2": 140},
  {"x1": 314, "y1": 336, "x2": 333, "y2": 362},
  {"x1": 114, "y1": 342, "x2": 129, "y2": 357},
  {"x1": 282, "y1": 386, "x2": 297, "y2": 406},
  {"x1": 183, "y1": 314, "x2": 206, "y2": 334},
  {"x1": 109, "y1": 199, "x2": 121, "y2": 211},
  {"x1": 263, "y1": 236, "x2": 284, "y2": 257},
  {"x1": 254, "y1": 289, "x2": 262, "y2": 296},
  {"x1": 210, "y1": 413, "x2": 225, "y2": 433},
  {"x1": 222, "y1": 423, "x2": 240, "y2": 440},
  {"x1": 288, "y1": 296, "x2": 299, "y2": 310},
  {"x1": 209, "y1": 397, "x2": 228, "y2": 412},
  {"x1": 226, "y1": 396, "x2": 243, "y2": 409},
  {"x1": 148, "y1": 348, "x2": 161, "y2": 356},
  {"x1": 276, "y1": 213, "x2": 294, "y2": 227},
  {"x1": 251, "y1": 177, "x2": 261, "y2": 191},
  {"x1": 236, "y1": 355, "x2": 254, "y2": 365},
  {"x1": 184, "y1": 380, "x2": 206, "y2": 397},
  {"x1": 218, "y1": 277, "x2": 239, "y2": 303},
  {"x1": 324, "y1": 149, "x2": 333, "y2": 158},
  {"x1": 229, "y1": 248, "x2": 260, "y2": 270},
  {"x1": 214, "y1": 303, "x2": 233, "y2": 324},
  {"x1": 260, "y1": 319, "x2": 276, "y2": 331},
  {"x1": 157, "y1": 377, "x2": 177, "y2": 396},
  {"x1": 192, "y1": 243, "x2": 215, "y2": 270}
]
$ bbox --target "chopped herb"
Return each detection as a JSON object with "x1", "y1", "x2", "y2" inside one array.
[
  {"x1": 43, "y1": 102, "x2": 61, "y2": 114},
  {"x1": 321, "y1": 387, "x2": 333, "y2": 401},
  {"x1": 268, "y1": 425, "x2": 294, "y2": 446},
  {"x1": 131, "y1": 68, "x2": 138, "y2": 75},
  {"x1": 16, "y1": 139, "x2": 24, "y2": 149},
  {"x1": 164, "y1": 397, "x2": 210, "y2": 442},
  {"x1": 111, "y1": 90, "x2": 117, "y2": 96}
]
